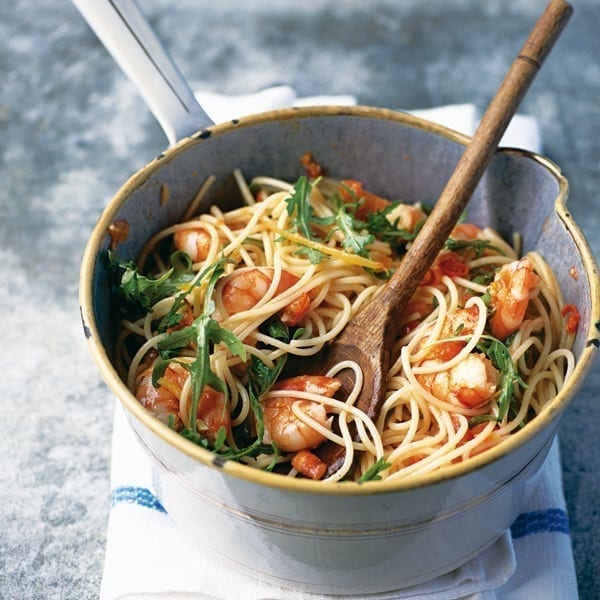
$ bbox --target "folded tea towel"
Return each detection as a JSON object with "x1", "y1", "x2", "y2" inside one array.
[
  {"x1": 193, "y1": 84, "x2": 539, "y2": 149},
  {"x1": 100, "y1": 89, "x2": 577, "y2": 600}
]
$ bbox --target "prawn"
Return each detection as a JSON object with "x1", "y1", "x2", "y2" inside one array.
[
  {"x1": 430, "y1": 305, "x2": 481, "y2": 361},
  {"x1": 135, "y1": 359, "x2": 230, "y2": 442},
  {"x1": 219, "y1": 267, "x2": 311, "y2": 326},
  {"x1": 173, "y1": 226, "x2": 213, "y2": 262},
  {"x1": 386, "y1": 202, "x2": 427, "y2": 234},
  {"x1": 135, "y1": 361, "x2": 187, "y2": 429},
  {"x1": 417, "y1": 353, "x2": 499, "y2": 409},
  {"x1": 262, "y1": 375, "x2": 339, "y2": 453},
  {"x1": 488, "y1": 257, "x2": 540, "y2": 340}
]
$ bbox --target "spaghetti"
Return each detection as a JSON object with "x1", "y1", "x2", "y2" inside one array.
[{"x1": 110, "y1": 164, "x2": 577, "y2": 483}]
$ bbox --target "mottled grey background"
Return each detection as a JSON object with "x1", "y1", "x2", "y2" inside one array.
[{"x1": 0, "y1": 1, "x2": 598, "y2": 598}]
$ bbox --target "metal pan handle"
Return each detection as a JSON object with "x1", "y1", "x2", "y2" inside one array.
[{"x1": 72, "y1": 0, "x2": 214, "y2": 145}]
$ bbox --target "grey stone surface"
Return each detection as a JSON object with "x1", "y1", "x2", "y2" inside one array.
[{"x1": 0, "y1": 1, "x2": 598, "y2": 598}]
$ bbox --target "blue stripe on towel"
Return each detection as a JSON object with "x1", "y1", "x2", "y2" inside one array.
[
  {"x1": 110, "y1": 488, "x2": 569, "y2": 541},
  {"x1": 510, "y1": 508, "x2": 570, "y2": 539},
  {"x1": 111, "y1": 486, "x2": 167, "y2": 514}
]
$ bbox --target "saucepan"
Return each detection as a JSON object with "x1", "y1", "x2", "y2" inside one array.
[{"x1": 77, "y1": 0, "x2": 599, "y2": 593}]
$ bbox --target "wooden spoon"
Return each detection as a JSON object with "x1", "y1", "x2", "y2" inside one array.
[{"x1": 303, "y1": 0, "x2": 573, "y2": 474}]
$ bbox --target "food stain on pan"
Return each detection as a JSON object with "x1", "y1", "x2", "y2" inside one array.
[
  {"x1": 160, "y1": 183, "x2": 170, "y2": 206},
  {"x1": 195, "y1": 129, "x2": 212, "y2": 140},
  {"x1": 107, "y1": 219, "x2": 130, "y2": 249}
]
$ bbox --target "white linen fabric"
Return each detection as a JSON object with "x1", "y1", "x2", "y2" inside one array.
[{"x1": 100, "y1": 89, "x2": 578, "y2": 600}]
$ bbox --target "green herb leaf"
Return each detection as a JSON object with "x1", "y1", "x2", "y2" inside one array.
[
  {"x1": 108, "y1": 250, "x2": 195, "y2": 312},
  {"x1": 285, "y1": 176, "x2": 315, "y2": 239},
  {"x1": 157, "y1": 326, "x2": 196, "y2": 357},
  {"x1": 293, "y1": 244, "x2": 327, "y2": 264},
  {"x1": 213, "y1": 426, "x2": 228, "y2": 451},
  {"x1": 249, "y1": 320, "x2": 290, "y2": 397},
  {"x1": 357, "y1": 457, "x2": 391, "y2": 482},
  {"x1": 471, "y1": 269, "x2": 496, "y2": 286},
  {"x1": 179, "y1": 427, "x2": 211, "y2": 449},
  {"x1": 476, "y1": 336, "x2": 525, "y2": 422},
  {"x1": 443, "y1": 237, "x2": 497, "y2": 258},
  {"x1": 157, "y1": 256, "x2": 229, "y2": 333},
  {"x1": 150, "y1": 357, "x2": 171, "y2": 387},
  {"x1": 292, "y1": 327, "x2": 307, "y2": 340},
  {"x1": 156, "y1": 258, "x2": 246, "y2": 435},
  {"x1": 334, "y1": 202, "x2": 375, "y2": 258},
  {"x1": 184, "y1": 313, "x2": 246, "y2": 433},
  {"x1": 222, "y1": 319, "x2": 291, "y2": 463},
  {"x1": 362, "y1": 203, "x2": 424, "y2": 251}
]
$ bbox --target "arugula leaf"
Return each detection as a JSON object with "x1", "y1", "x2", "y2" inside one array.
[
  {"x1": 362, "y1": 204, "x2": 424, "y2": 251},
  {"x1": 443, "y1": 238, "x2": 494, "y2": 258},
  {"x1": 249, "y1": 320, "x2": 290, "y2": 398},
  {"x1": 188, "y1": 315, "x2": 245, "y2": 434},
  {"x1": 334, "y1": 202, "x2": 375, "y2": 258},
  {"x1": 285, "y1": 176, "x2": 315, "y2": 239},
  {"x1": 108, "y1": 250, "x2": 195, "y2": 311},
  {"x1": 180, "y1": 419, "x2": 276, "y2": 462},
  {"x1": 178, "y1": 426, "x2": 211, "y2": 449},
  {"x1": 213, "y1": 426, "x2": 228, "y2": 451},
  {"x1": 293, "y1": 244, "x2": 328, "y2": 264},
  {"x1": 357, "y1": 457, "x2": 391, "y2": 482},
  {"x1": 157, "y1": 256, "x2": 229, "y2": 332},
  {"x1": 219, "y1": 441, "x2": 279, "y2": 462},
  {"x1": 476, "y1": 336, "x2": 525, "y2": 423},
  {"x1": 470, "y1": 268, "x2": 496, "y2": 286},
  {"x1": 157, "y1": 312, "x2": 246, "y2": 435},
  {"x1": 155, "y1": 258, "x2": 246, "y2": 435},
  {"x1": 217, "y1": 320, "x2": 291, "y2": 462}
]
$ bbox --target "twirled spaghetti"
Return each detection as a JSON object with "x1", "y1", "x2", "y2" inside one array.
[{"x1": 110, "y1": 162, "x2": 578, "y2": 483}]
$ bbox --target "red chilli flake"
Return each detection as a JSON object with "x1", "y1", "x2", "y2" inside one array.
[{"x1": 561, "y1": 304, "x2": 580, "y2": 334}]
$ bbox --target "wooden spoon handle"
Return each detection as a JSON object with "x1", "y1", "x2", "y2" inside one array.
[{"x1": 379, "y1": 0, "x2": 573, "y2": 321}]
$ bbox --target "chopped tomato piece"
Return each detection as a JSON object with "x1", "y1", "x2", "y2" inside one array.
[
  {"x1": 561, "y1": 304, "x2": 580, "y2": 334},
  {"x1": 437, "y1": 252, "x2": 470, "y2": 278},
  {"x1": 292, "y1": 450, "x2": 327, "y2": 480}
]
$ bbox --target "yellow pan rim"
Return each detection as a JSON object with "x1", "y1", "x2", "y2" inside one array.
[{"x1": 79, "y1": 105, "x2": 600, "y2": 496}]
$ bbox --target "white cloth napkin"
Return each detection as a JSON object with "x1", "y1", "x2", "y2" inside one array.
[{"x1": 100, "y1": 90, "x2": 578, "y2": 600}]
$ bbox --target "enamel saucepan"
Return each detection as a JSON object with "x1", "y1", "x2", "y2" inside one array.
[{"x1": 76, "y1": 0, "x2": 599, "y2": 593}]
